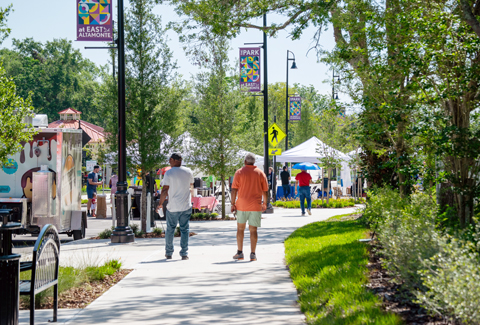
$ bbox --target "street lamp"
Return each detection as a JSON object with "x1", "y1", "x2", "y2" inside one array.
[
  {"x1": 111, "y1": 0, "x2": 134, "y2": 243},
  {"x1": 285, "y1": 50, "x2": 297, "y2": 152},
  {"x1": 332, "y1": 70, "x2": 340, "y2": 100},
  {"x1": 244, "y1": 14, "x2": 273, "y2": 212}
]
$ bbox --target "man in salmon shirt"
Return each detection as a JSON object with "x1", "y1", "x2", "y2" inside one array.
[
  {"x1": 295, "y1": 168, "x2": 313, "y2": 216},
  {"x1": 231, "y1": 153, "x2": 269, "y2": 261}
]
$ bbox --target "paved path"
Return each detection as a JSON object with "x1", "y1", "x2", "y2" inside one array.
[{"x1": 19, "y1": 206, "x2": 360, "y2": 325}]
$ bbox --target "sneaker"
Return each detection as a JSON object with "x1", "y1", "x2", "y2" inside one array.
[
  {"x1": 301, "y1": 213, "x2": 305, "y2": 216},
  {"x1": 233, "y1": 252, "x2": 244, "y2": 260},
  {"x1": 87, "y1": 213, "x2": 92, "y2": 217},
  {"x1": 250, "y1": 253, "x2": 257, "y2": 261},
  {"x1": 307, "y1": 209, "x2": 312, "y2": 215},
  {"x1": 165, "y1": 255, "x2": 172, "y2": 259},
  {"x1": 181, "y1": 256, "x2": 189, "y2": 260}
]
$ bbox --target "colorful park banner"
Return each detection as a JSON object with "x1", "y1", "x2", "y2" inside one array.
[
  {"x1": 77, "y1": 0, "x2": 113, "y2": 42},
  {"x1": 289, "y1": 96, "x2": 301, "y2": 121},
  {"x1": 239, "y1": 48, "x2": 261, "y2": 92}
]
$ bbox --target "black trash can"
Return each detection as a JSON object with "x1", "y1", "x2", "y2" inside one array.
[{"x1": 0, "y1": 209, "x2": 22, "y2": 325}]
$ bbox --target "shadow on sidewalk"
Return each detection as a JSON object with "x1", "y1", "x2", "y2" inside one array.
[
  {"x1": 189, "y1": 227, "x2": 299, "y2": 247},
  {"x1": 71, "y1": 268, "x2": 302, "y2": 324}
]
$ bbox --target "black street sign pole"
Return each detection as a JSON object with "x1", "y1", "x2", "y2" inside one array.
[
  {"x1": 285, "y1": 50, "x2": 297, "y2": 152},
  {"x1": 112, "y1": 0, "x2": 134, "y2": 243},
  {"x1": 285, "y1": 51, "x2": 289, "y2": 152},
  {"x1": 273, "y1": 116, "x2": 276, "y2": 202},
  {"x1": 263, "y1": 14, "x2": 273, "y2": 213},
  {"x1": 263, "y1": 13, "x2": 269, "y2": 183},
  {"x1": 243, "y1": 15, "x2": 272, "y2": 212}
]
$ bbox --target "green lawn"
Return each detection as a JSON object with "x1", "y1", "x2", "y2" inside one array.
[{"x1": 284, "y1": 218, "x2": 402, "y2": 324}]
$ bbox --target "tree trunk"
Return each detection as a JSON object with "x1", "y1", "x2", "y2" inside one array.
[
  {"x1": 438, "y1": 182, "x2": 454, "y2": 209},
  {"x1": 358, "y1": 176, "x2": 362, "y2": 199},
  {"x1": 445, "y1": 99, "x2": 475, "y2": 227},
  {"x1": 356, "y1": 171, "x2": 359, "y2": 199},
  {"x1": 321, "y1": 168, "x2": 325, "y2": 204},
  {"x1": 326, "y1": 168, "x2": 331, "y2": 204},
  {"x1": 396, "y1": 118, "x2": 407, "y2": 198},
  {"x1": 459, "y1": 0, "x2": 480, "y2": 39},
  {"x1": 452, "y1": 171, "x2": 474, "y2": 227},
  {"x1": 141, "y1": 174, "x2": 147, "y2": 233},
  {"x1": 221, "y1": 174, "x2": 226, "y2": 219}
]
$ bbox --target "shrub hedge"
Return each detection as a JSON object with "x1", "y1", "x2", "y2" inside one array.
[
  {"x1": 364, "y1": 188, "x2": 480, "y2": 323},
  {"x1": 273, "y1": 198, "x2": 363, "y2": 209}
]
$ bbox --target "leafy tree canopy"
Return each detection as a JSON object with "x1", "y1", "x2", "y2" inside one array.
[
  {"x1": 0, "y1": 38, "x2": 104, "y2": 125},
  {"x1": 0, "y1": 4, "x2": 12, "y2": 45},
  {"x1": 163, "y1": 0, "x2": 330, "y2": 39},
  {"x1": 0, "y1": 64, "x2": 36, "y2": 165}
]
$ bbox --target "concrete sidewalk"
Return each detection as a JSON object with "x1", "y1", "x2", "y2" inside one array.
[{"x1": 20, "y1": 206, "x2": 360, "y2": 325}]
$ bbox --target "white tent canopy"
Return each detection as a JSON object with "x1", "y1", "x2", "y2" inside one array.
[
  {"x1": 256, "y1": 136, "x2": 350, "y2": 164},
  {"x1": 256, "y1": 136, "x2": 353, "y2": 192}
]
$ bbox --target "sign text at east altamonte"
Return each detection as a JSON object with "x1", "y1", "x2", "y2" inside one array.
[{"x1": 77, "y1": 0, "x2": 113, "y2": 42}]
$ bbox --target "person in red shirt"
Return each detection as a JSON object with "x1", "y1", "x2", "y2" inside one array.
[
  {"x1": 295, "y1": 169, "x2": 313, "y2": 216},
  {"x1": 231, "y1": 153, "x2": 268, "y2": 261}
]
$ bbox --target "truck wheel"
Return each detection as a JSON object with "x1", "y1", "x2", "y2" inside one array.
[{"x1": 73, "y1": 217, "x2": 86, "y2": 240}]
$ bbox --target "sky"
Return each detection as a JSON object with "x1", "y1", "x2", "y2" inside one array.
[{"x1": 3, "y1": 1, "x2": 341, "y2": 103}]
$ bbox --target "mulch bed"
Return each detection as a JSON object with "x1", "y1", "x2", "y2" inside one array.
[
  {"x1": 20, "y1": 269, "x2": 132, "y2": 309},
  {"x1": 366, "y1": 241, "x2": 454, "y2": 324}
]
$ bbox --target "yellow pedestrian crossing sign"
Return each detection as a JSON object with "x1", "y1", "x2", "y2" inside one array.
[
  {"x1": 269, "y1": 148, "x2": 282, "y2": 156},
  {"x1": 268, "y1": 123, "x2": 286, "y2": 147}
]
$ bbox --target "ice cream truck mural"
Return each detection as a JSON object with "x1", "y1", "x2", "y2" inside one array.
[{"x1": 0, "y1": 128, "x2": 86, "y2": 240}]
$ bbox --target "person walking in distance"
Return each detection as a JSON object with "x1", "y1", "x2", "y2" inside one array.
[
  {"x1": 280, "y1": 166, "x2": 291, "y2": 199},
  {"x1": 267, "y1": 166, "x2": 274, "y2": 197},
  {"x1": 87, "y1": 165, "x2": 102, "y2": 217},
  {"x1": 157, "y1": 153, "x2": 194, "y2": 260},
  {"x1": 231, "y1": 153, "x2": 269, "y2": 261},
  {"x1": 295, "y1": 168, "x2": 313, "y2": 216},
  {"x1": 109, "y1": 170, "x2": 118, "y2": 195},
  {"x1": 109, "y1": 170, "x2": 118, "y2": 223}
]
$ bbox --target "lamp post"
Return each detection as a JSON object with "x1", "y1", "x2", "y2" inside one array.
[
  {"x1": 263, "y1": 14, "x2": 269, "y2": 190},
  {"x1": 244, "y1": 14, "x2": 272, "y2": 212},
  {"x1": 332, "y1": 70, "x2": 340, "y2": 100},
  {"x1": 111, "y1": 0, "x2": 134, "y2": 243},
  {"x1": 285, "y1": 50, "x2": 297, "y2": 152},
  {"x1": 262, "y1": 14, "x2": 274, "y2": 213}
]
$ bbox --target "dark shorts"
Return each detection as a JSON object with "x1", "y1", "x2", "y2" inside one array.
[{"x1": 87, "y1": 188, "x2": 96, "y2": 199}]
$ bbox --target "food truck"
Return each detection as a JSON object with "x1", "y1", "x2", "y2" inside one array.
[{"x1": 0, "y1": 128, "x2": 86, "y2": 240}]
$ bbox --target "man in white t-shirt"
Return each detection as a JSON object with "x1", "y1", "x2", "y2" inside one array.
[{"x1": 157, "y1": 153, "x2": 194, "y2": 260}]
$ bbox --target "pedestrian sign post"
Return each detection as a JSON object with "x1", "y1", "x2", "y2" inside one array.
[
  {"x1": 269, "y1": 148, "x2": 282, "y2": 156},
  {"x1": 268, "y1": 123, "x2": 286, "y2": 147}
]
